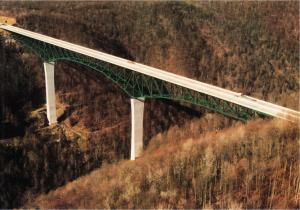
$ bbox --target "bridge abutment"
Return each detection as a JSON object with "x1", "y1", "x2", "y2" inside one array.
[
  {"x1": 130, "y1": 98, "x2": 144, "y2": 160},
  {"x1": 44, "y1": 61, "x2": 57, "y2": 125}
]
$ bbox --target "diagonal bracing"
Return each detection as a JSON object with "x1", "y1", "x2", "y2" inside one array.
[{"x1": 11, "y1": 32, "x2": 261, "y2": 121}]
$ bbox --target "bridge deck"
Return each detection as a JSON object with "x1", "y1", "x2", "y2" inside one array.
[{"x1": 1, "y1": 24, "x2": 299, "y2": 122}]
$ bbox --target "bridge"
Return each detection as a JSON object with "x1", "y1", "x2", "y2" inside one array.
[{"x1": 1, "y1": 24, "x2": 299, "y2": 160}]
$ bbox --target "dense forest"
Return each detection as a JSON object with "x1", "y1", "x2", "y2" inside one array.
[{"x1": 0, "y1": 1, "x2": 299, "y2": 208}]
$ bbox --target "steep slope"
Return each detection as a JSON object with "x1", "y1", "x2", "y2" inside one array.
[
  {"x1": 28, "y1": 118, "x2": 299, "y2": 209},
  {"x1": 0, "y1": 1, "x2": 299, "y2": 208},
  {"x1": 0, "y1": 32, "x2": 44, "y2": 139}
]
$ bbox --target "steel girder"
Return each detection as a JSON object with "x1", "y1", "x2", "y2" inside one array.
[{"x1": 11, "y1": 32, "x2": 265, "y2": 121}]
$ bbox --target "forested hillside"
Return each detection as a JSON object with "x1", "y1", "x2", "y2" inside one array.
[
  {"x1": 0, "y1": 1, "x2": 299, "y2": 208},
  {"x1": 29, "y1": 118, "x2": 300, "y2": 209},
  {"x1": 0, "y1": 34, "x2": 43, "y2": 138}
]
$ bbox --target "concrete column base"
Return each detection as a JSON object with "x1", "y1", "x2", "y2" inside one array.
[
  {"x1": 44, "y1": 62, "x2": 57, "y2": 125},
  {"x1": 130, "y1": 98, "x2": 145, "y2": 160}
]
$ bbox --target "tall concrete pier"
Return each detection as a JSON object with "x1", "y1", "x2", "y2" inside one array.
[
  {"x1": 130, "y1": 98, "x2": 144, "y2": 160},
  {"x1": 44, "y1": 62, "x2": 57, "y2": 125}
]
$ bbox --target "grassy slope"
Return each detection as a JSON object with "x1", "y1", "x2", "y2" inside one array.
[{"x1": 28, "y1": 118, "x2": 299, "y2": 209}]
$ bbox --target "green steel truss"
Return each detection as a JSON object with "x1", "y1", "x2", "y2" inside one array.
[{"x1": 11, "y1": 32, "x2": 265, "y2": 121}]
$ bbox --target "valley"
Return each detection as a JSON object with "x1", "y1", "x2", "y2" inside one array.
[{"x1": 0, "y1": 1, "x2": 299, "y2": 208}]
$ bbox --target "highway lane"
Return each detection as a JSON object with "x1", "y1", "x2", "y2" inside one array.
[{"x1": 1, "y1": 24, "x2": 299, "y2": 122}]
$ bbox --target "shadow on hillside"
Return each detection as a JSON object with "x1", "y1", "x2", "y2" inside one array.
[
  {"x1": 57, "y1": 107, "x2": 75, "y2": 123},
  {"x1": 144, "y1": 98, "x2": 205, "y2": 147},
  {"x1": 0, "y1": 122, "x2": 25, "y2": 139}
]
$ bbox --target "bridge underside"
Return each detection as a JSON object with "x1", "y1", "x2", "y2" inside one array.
[{"x1": 11, "y1": 32, "x2": 264, "y2": 122}]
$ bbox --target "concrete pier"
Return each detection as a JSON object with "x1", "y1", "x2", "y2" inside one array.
[
  {"x1": 130, "y1": 98, "x2": 145, "y2": 160},
  {"x1": 44, "y1": 62, "x2": 57, "y2": 125}
]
